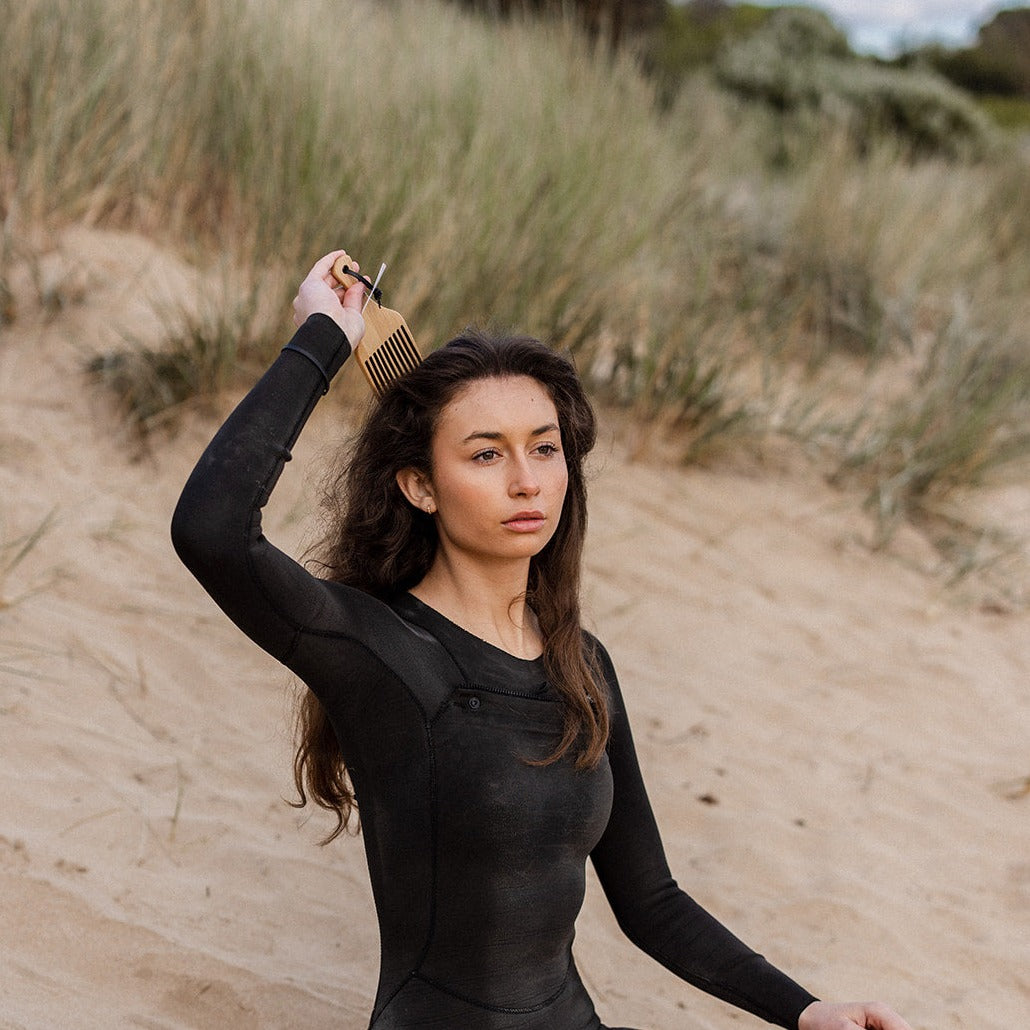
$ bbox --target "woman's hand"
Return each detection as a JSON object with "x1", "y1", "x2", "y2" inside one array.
[
  {"x1": 799, "y1": 1000, "x2": 914, "y2": 1030},
  {"x1": 292, "y1": 250, "x2": 366, "y2": 348}
]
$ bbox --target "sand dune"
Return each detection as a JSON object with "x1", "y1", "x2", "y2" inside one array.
[{"x1": 1, "y1": 229, "x2": 1027, "y2": 1029}]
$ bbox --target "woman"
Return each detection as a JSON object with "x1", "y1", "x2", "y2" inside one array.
[{"x1": 171, "y1": 251, "x2": 913, "y2": 1030}]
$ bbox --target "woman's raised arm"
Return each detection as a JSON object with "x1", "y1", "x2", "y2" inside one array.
[{"x1": 170, "y1": 253, "x2": 365, "y2": 663}]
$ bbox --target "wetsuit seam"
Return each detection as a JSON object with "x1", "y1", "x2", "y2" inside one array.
[
  {"x1": 412, "y1": 717, "x2": 440, "y2": 973},
  {"x1": 410, "y1": 954, "x2": 571, "y2": 1014},
  {"x1": 428, "y1": 697, "x2": 452, "y2": 727},
  {"x1": 412, "y1": 630, "x2": 555, "y2": 711},
  {"x1": 290, "y1": 610, "x2": 446, "y2": 1012},
  {"x1": 619, "y1": 926, "x2": 784, "y2": 1025},
  {"x1": 255, "y1": 611, "x2": 435, "y2": 721},
  {"x1": 240, "y1": 377, "x2": 324, "y2": 655},
  {"x1": 242, "y1": 502, "x2": 311, "y2": 655},
  {"x1": 371, "y1": 718, "x2": 441, "y2": 1027},
  {"x1": 282, "y1": 625, "x2": 302, "y2": 663},
  {"x1": 458, "y1": 682, "x2": 557, "y2": 702},
  {"x1": 369, "y1": 971, "x2": 415, "y2": 1027}
]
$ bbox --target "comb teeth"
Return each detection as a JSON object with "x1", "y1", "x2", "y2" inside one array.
[{"x1": 364, "y1": 325, "x2": 421, "y2": 396}]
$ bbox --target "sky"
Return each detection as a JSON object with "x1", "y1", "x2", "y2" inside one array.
[{"x1": 745, "y1": 1, "x2": 1009, "y2": 56}]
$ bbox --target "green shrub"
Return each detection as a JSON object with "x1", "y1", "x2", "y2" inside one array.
[
  {"x1": 715, "y1": 8, "x2": 995, "y2": 158},
  {"x1": 892, "y1": 11, "x2": 1030, "y2": 105},
  {"x1": 925, "y1": 44, "x2": 1027, "y2": 97},
  {"x1": 978, "y1": 94, "x2": 1030, "y2": 130},
  {"x1": 645, "y1": 0, "x2": 775, "y2": 103},
  {"x1": 976, "y1": 8, "x2": 1030, "y2": 95}
]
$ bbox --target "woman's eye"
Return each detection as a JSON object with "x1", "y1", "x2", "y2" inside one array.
[
  {"x1": 535, "y1": 443, "x2": 560, "y2": 456},
  {"x1": 472, "y1": 448, "x2": 500, "y2": 462}
]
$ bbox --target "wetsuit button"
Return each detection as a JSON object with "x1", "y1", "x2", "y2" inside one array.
[{"x1": 467, "y1": 696, "x2": 481, "y2": 710}]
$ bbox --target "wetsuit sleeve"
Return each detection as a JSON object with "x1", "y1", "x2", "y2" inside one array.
[
  {"x1": 170, "y1": 313, "x2": 352, "y2": 665},
  {"x1": 588, "y1": 641, "x2": 818, "y2": 1029}
]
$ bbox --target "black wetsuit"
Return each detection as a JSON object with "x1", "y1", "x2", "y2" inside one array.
[{"x1": 171, "y1": 314, "x2": 817, "y2": 1029}]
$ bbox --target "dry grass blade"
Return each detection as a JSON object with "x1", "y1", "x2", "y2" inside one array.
[{"x1": 0, "y1": 507, "x2": 58, "y2": 609}]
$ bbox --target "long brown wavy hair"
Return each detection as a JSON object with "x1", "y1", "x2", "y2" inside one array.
[{"x1": 294, "y1": 328, "x2": 607, "y2": 842}]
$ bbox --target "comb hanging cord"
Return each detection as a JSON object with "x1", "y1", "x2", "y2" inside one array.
[
  {"x1": 338, "y1": 266, "x2": 383, "y2": 306},
  {"x1": 363, "y1": 263, "x2": 387, "y2": 314}
]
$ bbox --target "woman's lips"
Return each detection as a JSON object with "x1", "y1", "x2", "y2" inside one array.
[{"x1": 503, "y1": 511, "x2": 546, "y2": 532}]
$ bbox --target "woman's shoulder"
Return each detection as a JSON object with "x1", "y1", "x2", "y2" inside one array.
[
  {"x1": 580, "y1": 627, "x2": 628, "y2": 716},
  {"x1": 317, "y1": 579, "x2": 427, "y2": 642},
  {"x1": 301, "y1": 582, "x2": 461, "y2": 710},
  {"x1": 580, "y1": 626, "x2": 615, "y2": 672}
]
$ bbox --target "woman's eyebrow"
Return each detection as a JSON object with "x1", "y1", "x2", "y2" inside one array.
[{"x1": 462, "y1": 423, "x2": 559, "y2": 444}]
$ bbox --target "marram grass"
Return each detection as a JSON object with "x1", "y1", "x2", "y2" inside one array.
[{"x1": 4, "y1": 0, "x2": 1030, "y2": 561}]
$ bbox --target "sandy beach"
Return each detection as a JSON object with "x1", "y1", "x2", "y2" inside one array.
[{"x1": 1, "y1": 228, "x2": 1027, "y2": 1029}]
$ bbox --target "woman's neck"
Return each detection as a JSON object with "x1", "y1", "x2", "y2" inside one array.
[{"x1": 409, "y1": 555, "x2": 542, "y2": 660}]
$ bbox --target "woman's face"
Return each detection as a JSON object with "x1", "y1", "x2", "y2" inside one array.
[{"x1": 405, "y1": 375, "x2": 569, "y2": 568}]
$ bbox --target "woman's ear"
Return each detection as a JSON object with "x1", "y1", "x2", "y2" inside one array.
[{"x1": 396, "y1": 468, "x2": 437, "y2": 515}]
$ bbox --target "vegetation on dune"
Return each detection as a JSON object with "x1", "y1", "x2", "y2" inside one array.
[
  {"x1": 2, "y1": 0, "x2": 1029, "y2": 587},
  {"x1": 715, "y1": 9, "x2": 994, "y2": 159},
  {"x1": 899, "y1": 8, "x2": 1030, "y2": 99},
  {"x1": 444, "y1": 0, "x2": 664, "y2": 49},
  {"x1": 892, "y1": 7, "x2": 1030, "y2": 132},
  {"x1": 653, "y1": 5, "x2": 996, "y2": 158}
]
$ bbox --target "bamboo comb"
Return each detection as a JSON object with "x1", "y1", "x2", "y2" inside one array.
[{"x1": 331, "y1": 253, "x2": 422, "y2": 396}]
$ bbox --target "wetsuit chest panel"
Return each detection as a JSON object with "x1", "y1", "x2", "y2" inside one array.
[{"x1": 418, "y1": 688, "x2": 614, "y2": 1011}]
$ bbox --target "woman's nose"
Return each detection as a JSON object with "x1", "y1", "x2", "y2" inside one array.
[{"x1": 508, "y1": 458, "x2": 541, "y2": 497}]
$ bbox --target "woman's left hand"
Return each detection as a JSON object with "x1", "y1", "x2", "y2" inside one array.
[{"x1": 799, "y1": 1000, "x2": 914, "y2": 1030}]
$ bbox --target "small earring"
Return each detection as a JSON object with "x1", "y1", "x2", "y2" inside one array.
[{"x1": 423, "y1": 501, "x2": 435, "y2": 514}]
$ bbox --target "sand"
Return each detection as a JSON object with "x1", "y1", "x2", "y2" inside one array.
[{"x1": 1, "y1": 228, "x2": 1027, "y2": 1029}]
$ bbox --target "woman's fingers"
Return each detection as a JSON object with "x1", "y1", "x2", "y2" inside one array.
[
  {"x1": 799, "y1": 1001, "x2": 913, "y2": 1030},
  {"x1": 309, "y1": 249, "x2": 356, "y2": 283},
  {"x1": 290, "y1": 250, "x2": 366, "y2": 349},
  {"x1": 339, "y1": 280, "x2": 366, "y2": 315}
]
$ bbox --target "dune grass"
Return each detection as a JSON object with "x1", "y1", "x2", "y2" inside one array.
[
  {"x1": 0, "y1": 507, "x2": 58, "y2": 609},
  {"x1": 3, "y1": 0, "x2": 1030, "y2": 561},
  {"x1": 832, "y1": 320, "x2": 1030, "y2": 544}
]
